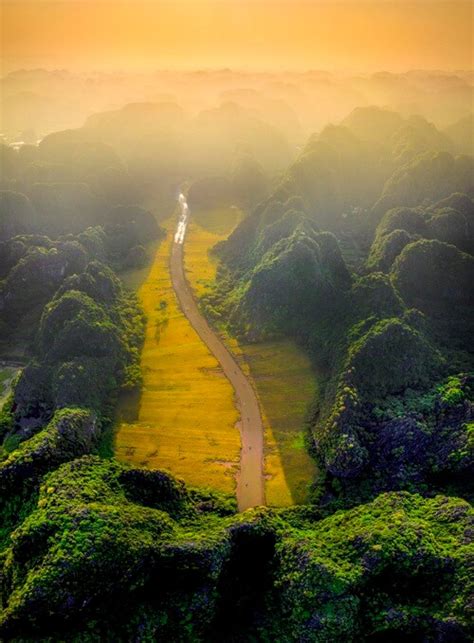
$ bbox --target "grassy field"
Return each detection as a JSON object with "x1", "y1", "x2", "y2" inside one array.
[
  {"x1": 115, "y1": 216, "x2": 241, "y2": 494},
  {"x1": 184, "y1": 208, "x2": 319, "y2": 506}
]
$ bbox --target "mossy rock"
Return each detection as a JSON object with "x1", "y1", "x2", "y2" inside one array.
[
  {"x1": 1, "y1": 459, "x2": 472, "y2": 641},
  {"x1": 391, "y1": 238, "x2": 474, "y2": 315}
]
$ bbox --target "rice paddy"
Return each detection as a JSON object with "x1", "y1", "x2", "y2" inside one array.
[
  {"x1": 236, "y1": 341, "x2": 319, "y2": 506},
  {"x1": 115, "y1": 215, "x2": 241, "y2": 494},
  {"x1": 116, "y1": 205, "x2": 319, "y2": 505},
  {"x1": 184, "y1": 208, "x2": 319, "y2": 506}
]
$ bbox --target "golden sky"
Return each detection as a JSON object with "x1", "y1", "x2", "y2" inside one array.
[{"x1": 1, "y1": 1, "x2": 473, "y2": 72}]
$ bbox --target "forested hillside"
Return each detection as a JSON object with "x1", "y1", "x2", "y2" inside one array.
[{"x1": 209, "y1": 107, "x2": 474, "y2": 510}]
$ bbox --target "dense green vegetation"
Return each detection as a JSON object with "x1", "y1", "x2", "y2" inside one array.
[
  {"x1": 1, "y1": 456, "x2": 472, "y2": 641},
  {"x1": 1, "y1": 103, "x2": 473, "y2": 639},
  {"x1": 209, "y1": 108, "x2": 473, "y2": 512},
  {"x1": 0, "y1": 134, "x2": 164, "y2": 352},
  {"x1": 0, "y1": 139, "x2": 155, "y2": 555}
]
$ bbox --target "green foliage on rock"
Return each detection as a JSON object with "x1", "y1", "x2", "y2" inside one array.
[
  {"x1": 241, "y1": 226, "x2": 351, "y2": 337},
  {"x1": 211, "y1": 198, "x2": 351, "y2": 341},
  {"x1": 0, "y1": 457, "x2": 472, "y2": 641},
  {"x1": 372, "y1": 151, "x2": 474, "y2": 224},
  {"x1": 391, "y1": 238, "x2": 474, "y2": 315},
  {"x1": 347, "y1": 318, "x2": 444, "y2": 398},
  {"x1": 0, "y1": 409, "x2": 99, "y2": 493},
  {"x1": 272, "y1": 492, "x2": 473, "y2": 642},
  {"x1": 212, "y1": 140, "x2": 473, "y2": 501},
  {"x1": 367, "y1": 195, "x2": 474, "y2": 271},
  {"x1": 1, "y1": 256, "x2": 146, "y2": 507},
  {"x1": 367, "y1": 228, "x2": 418, "y2": 272}
]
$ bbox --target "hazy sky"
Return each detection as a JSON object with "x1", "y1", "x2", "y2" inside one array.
[{"x1": 2, "y1": 1, "x2": 473, "y2": 73}]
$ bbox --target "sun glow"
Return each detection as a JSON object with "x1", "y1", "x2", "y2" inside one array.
[{"x1": 2, "y1": 1, "x2": 472, "y2": 73}]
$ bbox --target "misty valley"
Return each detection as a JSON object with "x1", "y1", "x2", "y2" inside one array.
[{"x1": 0, "y1": 66, "x2": 473, "y2": 641}]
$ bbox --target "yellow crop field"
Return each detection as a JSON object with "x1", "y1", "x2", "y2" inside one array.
[
  {"x1": 117, "y1": 205, "x2": 318, "y2": 505},
  {"x1": 184, "y1": 206, "x2": 242, "y2": 297},
  {"x1": 184, "y1": 208, "x2": 319, "y2": 507},
  {"x1": 237, "y1": 341, "x2": 318, "y2": 506},
  {"x1": 115, "y1": 216, "x2": 241, "y2": 494}
]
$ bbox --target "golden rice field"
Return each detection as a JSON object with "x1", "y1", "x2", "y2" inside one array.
[
  {"x1": 184, "y1": 208, "x2": 319, "y2": 506},
  {"x1": 115, "y1": 215, "x2": 241, "y2": 494},
  {"x1": 116, "y1": 205, "x2": 319, "y2": 505}
]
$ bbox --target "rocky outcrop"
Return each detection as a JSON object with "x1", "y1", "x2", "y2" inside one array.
[
  {"x1": 0, "y1": 409, "x2": 99, "y2": 493},
  {"x1": 0, "y1": 458, "x2": 472, "y2": 641}
]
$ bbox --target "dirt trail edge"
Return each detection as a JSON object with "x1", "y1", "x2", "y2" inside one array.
[{"x1": 169, "y1": 199, "x2": 265, "y2": 511}]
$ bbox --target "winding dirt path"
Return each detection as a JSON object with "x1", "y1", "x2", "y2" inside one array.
[{"x1": 170, "y1": 196, "x2": 264, "y2": 510}]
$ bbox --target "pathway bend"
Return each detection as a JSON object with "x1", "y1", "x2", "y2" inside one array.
[{"x1": 169, "y1": 196, "x2": 265, "y2": 510}]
